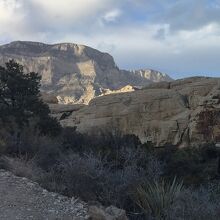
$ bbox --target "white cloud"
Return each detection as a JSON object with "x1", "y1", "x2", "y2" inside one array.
[
  {"x1": 103, "y1": 9, "x2": 122, "y2": 22},
  {"x1": 30, "y1": 0, "x2": 115, "y2": 28},
  {"x1": 0, "y1": 0, "x2": 118, "y2": 35},
  {"x1": 0, "y1": 0, "x2": 28, "y2": 39}
]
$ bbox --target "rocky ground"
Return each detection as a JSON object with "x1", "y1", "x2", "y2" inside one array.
[{"x1": 0, "y1": 169, "x2": 89, "y2": 220}]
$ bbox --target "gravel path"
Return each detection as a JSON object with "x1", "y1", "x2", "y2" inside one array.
[{"x1": 0, "y1": 170, "x2": 89, "y2": 220}]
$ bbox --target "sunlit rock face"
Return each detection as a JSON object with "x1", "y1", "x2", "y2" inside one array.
[
  {"x1": 52, "y1": 77, "x2": 220, "y2": 147},
  {"x1": 0, "y1": 41, "x2": 172, "y2": 104},
  {"x1": 132, "y1": 69, "x2": 173, "y2": 83}
]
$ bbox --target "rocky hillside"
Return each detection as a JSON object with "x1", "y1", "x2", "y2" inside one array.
[
  {"x1": 0, "y1": 169, "x2": 128, "y2": 220},
  {"x1": 51, "y1": 77, "x2": 220, "y2": 147},
  {"x1": 0, "y1": 169, "x2": 88, "y2": 220},
  {"x1": 0, "y1": 41, "x2": 172, "y2": 104}
]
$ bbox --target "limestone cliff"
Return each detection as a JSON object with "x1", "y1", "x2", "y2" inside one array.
[
  {"x1": 52, "y1": 77, "x2": 220, "y2": 147},
  {"x1": 0, "y1": 41, "x2": 171, "y2": 104},
  {"x1": 132, "y1": 69, "x2": 173, "y2": 82}
]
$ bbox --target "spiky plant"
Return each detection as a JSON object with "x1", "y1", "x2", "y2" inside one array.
[{"x1": 134, "y1": 177, "x2": 183, "y2": 219}]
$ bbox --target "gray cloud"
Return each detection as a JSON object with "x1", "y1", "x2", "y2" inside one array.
[
  {"x1": 0, "y1": 0, "x2": 220, "y2": 78},
  {"x1": 147, "y1": 0, "x2": 220, "y2": 31},
  {"x1": 166, "y1": 1, "x2": 220, "y2": 30}
]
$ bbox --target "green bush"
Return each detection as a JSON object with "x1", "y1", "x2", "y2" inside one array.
[{"x1": 169, "y1": 184, "x2": 220, "y2": 220}]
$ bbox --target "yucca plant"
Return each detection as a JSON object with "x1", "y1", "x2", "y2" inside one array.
[{"x1": 134, "y1": 177, "x2": 183, "y2": 219}]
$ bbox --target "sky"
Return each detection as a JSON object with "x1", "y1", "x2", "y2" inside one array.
[{"x1": 0, "y1": 0, "x2": 220, "y2": 79}]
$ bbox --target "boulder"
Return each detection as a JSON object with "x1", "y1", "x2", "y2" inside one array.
[{"x1": 89, "y1": 205, "x2": 128, "y2": 220}]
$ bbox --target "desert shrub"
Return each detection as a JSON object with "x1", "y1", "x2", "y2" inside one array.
[
  {"x1": 32, "y1": 147, "x2": 163, "y2": 219},
  {"x1": 157, "y1": 145, "x2": 218, "y2": 185},
  {"x1": 0, "y1": 138, "x2": 6, "y2": 154},
  {"x1": 0, "y1": 127, "x2": 10, "y2": 155},
  {"x1": 1, "y1": 124, "x2": 61, "y2": 160},
  {"x1": 169, "y1": 184, "x2": 220, "y2": 220},
  {"x1": 36, "y1": 116, "x2": 61, "y2": 137},
  {"x1": 60, "y1": 127, "x2": 88, "y2": 152},
  {"x1": 55, "y1": 152, "x2": 108, "y2": 200},
  {"x1": 101, "y1": 148, "x2": 159, "y2": 207},
  {"x1": 134, "y1": 178, "x2": 183, "y2": 220},
  {"x1": 60, "y1": 128, "x2": 142, "y2": 155},
  {"x1": 0, "y1": 156, "x2": 44, "y2": 182},
  {"x1": 33, "y1": 139, "x2": 62, "y2": 170}
]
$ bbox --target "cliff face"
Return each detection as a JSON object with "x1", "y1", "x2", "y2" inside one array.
[
  {"x1": 52, "y1": 77, "x2": 220, "y2": 147},
  {"x1": 132, "y1": 69, "x2": 173, "y2": 82},
  {"x1": 0, "y1": 41, "x2": 172, "y2": 104}
]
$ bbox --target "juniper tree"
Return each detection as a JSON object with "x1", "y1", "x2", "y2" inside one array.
[{"x1": 0, "y1": 60, "x2": 60, "y2": 136}]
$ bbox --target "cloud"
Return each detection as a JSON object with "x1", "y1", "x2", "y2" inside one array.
[
  {"x1": 103, "y1": 9, "x2": 122, "y2": 22},
  {"x1": 63, "y1": 22, "x2": 220, "y2": 78},
  {"x1": 0, "y1": 0, "x2": 220, "y2": 78},
  {"x1": 0, "y1": 0, "x2": 118, "y2": 35},
  {"x1": 29, "y1": 0, "x2": 116, "y2": 29},
  {"x1": 153, "y1": 0, "x2": 220, "y2": 31},
  {"x1": 0, "y1": 0, "x2": 27, "y2": 37}
]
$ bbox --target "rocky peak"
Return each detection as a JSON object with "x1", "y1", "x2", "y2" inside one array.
[
  {"x1": 0, "y1": 41, "x2": 172, "y2": 104},
  {"x1": 132, "y1": 69, "x2": 173, "y2": 82},
  {"x1": 0, "y1": 41, "x2": 49, "y2": 55}
]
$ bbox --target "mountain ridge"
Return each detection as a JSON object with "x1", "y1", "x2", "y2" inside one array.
[{"x1": 0, "y1": 41, "x2": 173, "y2": 104}]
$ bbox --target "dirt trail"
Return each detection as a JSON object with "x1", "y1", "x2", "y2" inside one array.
[{"x1": 0, "y1": 170, "x2": 88, "y2": 220}]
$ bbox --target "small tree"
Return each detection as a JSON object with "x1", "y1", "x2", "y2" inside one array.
[{"x1": 0, "y1": 60, "x2": 60, "y2": 136}]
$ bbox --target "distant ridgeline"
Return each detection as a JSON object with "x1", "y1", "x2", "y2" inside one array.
[{"x1": 0, "y1": 41, "x2": 172, "y2": 104}]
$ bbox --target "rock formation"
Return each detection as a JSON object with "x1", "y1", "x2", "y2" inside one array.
[
  {"x1": 2, "y1": 41, "x2": 218, "y2": 147},
  {"x1": 0, "y1": 41, "x2": 172, "y2": 104},
  {"x1": 89, "y1": 205, "x2": 128, "y2": 220},
  {"x1": 52, "y1": 77, "x2": 220, "y2": 147},
  {"x1": 132, "y1": 69, "x2": 173, "y2": 82}
]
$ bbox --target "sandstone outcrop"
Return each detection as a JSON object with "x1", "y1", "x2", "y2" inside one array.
[
  {"x1": 53, "y1": 77, "x2": 220, "y2": 147},
  {"x1": 0, "y1": 41, "x2": 172, "y2": 104}
]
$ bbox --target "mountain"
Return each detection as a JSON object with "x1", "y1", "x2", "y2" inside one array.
[
  {"x1": 0, "y1": 41, "x2": 172, "y2": 104},
  {"x1": 51, "y1": 77, "x2": 220, "y2": 147},
  {"x1": 132, "y1": 69, "x2": 173, "y2": 82}
]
